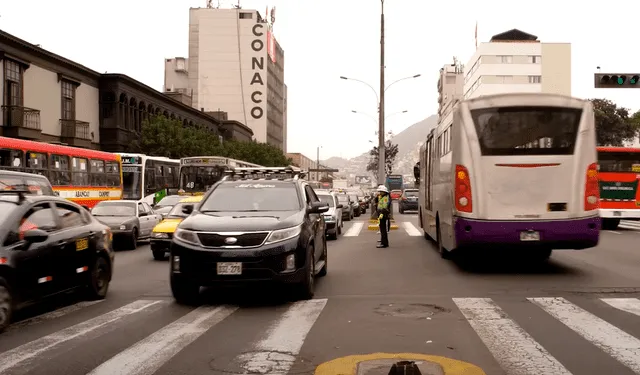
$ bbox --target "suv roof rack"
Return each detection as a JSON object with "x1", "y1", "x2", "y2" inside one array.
[
  {"x1": 221, "y1": 166, "x2": 307, "y2": 181},
  {"x1": 0, "y1": 189, "x2": 30, "y2": 202}
]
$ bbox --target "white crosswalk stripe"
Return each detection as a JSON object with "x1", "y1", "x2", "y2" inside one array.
[
  {"x1": 341, "y1": 220, "x2": 423, "y2": 237},
  {"x1": 619, "y1": 220, "x2": 640, "y2": 230},
  {"x1": 2, "y1": 296, "x2": 640, "y2": 374}
]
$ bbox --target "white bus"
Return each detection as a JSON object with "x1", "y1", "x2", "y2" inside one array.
[
  {"x1": 178, "y1": 156, "x2": 263, "y2": 195},
  {"x1": 417, "y1": 93, "x2": 600, "y2": 260},
  {"x1": 117, "y1": 153, "x2": 180, "y2": 205}
]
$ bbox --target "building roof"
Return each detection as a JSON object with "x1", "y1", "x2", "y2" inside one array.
[{"x1": 490, "y1": 29, "x2": 538, "y2": 42}]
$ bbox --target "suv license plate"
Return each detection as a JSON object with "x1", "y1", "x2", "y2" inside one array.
[
  {"x1": 613, "y1": 211, "x2": 621, "y2": 217},
  {"x1": 520, "y1": 231, "x2": 540, "y2": 241},
  {"x1": 217, "y1": 262, "x2": 242, "y2": 275}
]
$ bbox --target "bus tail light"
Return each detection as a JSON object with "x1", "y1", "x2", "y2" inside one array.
[
  {"x1": 584, "y1": 163, "x2": 600, "y2": 211},
  {"x1": 455, "y1": 164, "x2": 472, "y2": 213}
]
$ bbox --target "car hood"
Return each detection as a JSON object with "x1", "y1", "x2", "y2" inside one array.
[
  {"x1": 179, "y1": 210, "x2": 303, "y2": 232},
  {"x1": 153, "y1": 218, "x2": 184, "y2": 233},
  {"x1": 94, "y1": 216, "x2": 136, "y2": 226}
]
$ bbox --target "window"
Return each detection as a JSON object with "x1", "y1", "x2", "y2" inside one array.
[
  {"x1": 529, "y1": 76, "x2": 542, "y2": 84},
  {"x1": 528, "y1": 56, "x2": 541, "y2": 64},
  {"x1": 61, "y1": 81, "x2": 76, "y2": 120},
  {"x1": 137, "y1": 203, "x2": 146, "y2": 216},
  {"x1": 0, "y1": 149, "x2": 23, "y2": 170},
  {"x1": 71, "y1": 157, "x2": 89, "y2": 186},
  {"x1": 498, "y1": 55, "x2": 513, "y2": 63},
  {"x1": 598, "y1": 152, "x2": 640, "y2": 173},
  {"x1": 496, "y1": 75, "x2": 514, "y2": 84},
  {"x1": 239, "y1": 12, "x2": 253, "y2": 19},
  {"x1": 50, "y1": 154, "x2": 70, "y2": 185},
  {"x1": 105, "y1": 161, "x2": 121, "y2": 187},
  {"x1": 26, "y1": 152, "x2": 48, "y2": 177},
  {"x1": 199, "y1": 182, "x2": 301, "y2": 212},
  {"x1": 4, "y1": 60, "x2": 23, "y2": 107},
  {"x1": 19, "y1": 204, "x2": 58, "y2": 234},
  {"x1": 55, "y1": 203, "x2": 85, "y2": 228},
  {"x1": 142, "y1": 202, "x2": 154, "y2": 213},
  {"x1": 470, "y1": 106, "x2": 583, "y2": 156},
  {"x1": 90, "y1": 159, "x2": 106, "y2": 186}
]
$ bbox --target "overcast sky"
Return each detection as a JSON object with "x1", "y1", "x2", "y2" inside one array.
[{"x1": 1, "y1": 0, "x2": 637, "y2": 160}]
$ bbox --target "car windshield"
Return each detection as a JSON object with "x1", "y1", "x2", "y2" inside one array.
[
  {"x1": 337, "y1": 195, "x2": 349, "y2": 202},
  {"x1": 156, "y1": 195, "x2": 182, "y2": 208},
  {"x1": 92, "y1": 202, "x2": 135, "y2": 216},
  {"x1": 199, "y1": 182, "x2": 300, "y2": 212},
  {"x1": 318, "y1": 195, "x2": 335, "y2": 207},
  {"x1": 167, "y1": 202, "x2": 195, "y2": 218},
  {"x1": 0, "y1": 175, "x2": 55, "y2": 196}
]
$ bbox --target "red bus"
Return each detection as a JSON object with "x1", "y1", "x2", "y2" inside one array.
[
  {"x1": 0, "y1": 137, "x2": 122, "y2": 208},
  {"x1": 597, "y1": 146, "x2": 640, "y2": 229}
]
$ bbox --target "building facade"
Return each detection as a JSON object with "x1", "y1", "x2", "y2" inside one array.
[
  {"x1": 436, "y1": 59, "x2": 464, "y2": 119},
  {"x1": 1, "y1": 30, "x2": 101, "y2": 149},
  {"x1": 181, "y1": 7, "x2": 287, "y2": 150},
  {"x1": 463, "y1": 29, "x2": 571, "y2": 100}
]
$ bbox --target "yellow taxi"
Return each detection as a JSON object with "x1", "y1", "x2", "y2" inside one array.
[{"x1": 150, "y1": 196, "x2": 203, "y2": 260}]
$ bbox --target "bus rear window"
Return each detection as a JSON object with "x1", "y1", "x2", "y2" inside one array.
[
  {"x1": 470, "y1": 106, "x2": 583, "y2": 156},
  {"x1": 598, "y1": 151, "x2": 640, "y2": 173}
]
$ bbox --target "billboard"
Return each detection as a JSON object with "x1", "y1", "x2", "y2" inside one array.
[{"x1": 355, "y1": 175, "x2": 372, "y2": 185}]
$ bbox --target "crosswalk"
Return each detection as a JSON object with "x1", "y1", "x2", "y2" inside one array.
[
  {"x1": 618, "y1": 220, "x2": 640, "y2": 231},
  {"x1": 341, "y1": 220, "x2": 423, "y2": 237},
  {"x1": 3, "y1": 295, "x2": 640, "y2": 374}
]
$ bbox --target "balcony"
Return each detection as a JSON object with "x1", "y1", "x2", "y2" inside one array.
[
  {"x1": 60, "y1": 119, "x2": 92, "y2": 148},
  {"x1": 1, "y1": 105, "x2": 42, "y2": 139}
]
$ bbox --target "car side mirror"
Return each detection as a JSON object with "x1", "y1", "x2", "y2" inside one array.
[
  {"x1": 308, "y1": 201, "x2": 330, "y2": 214},
  {"x1": 337, "y1": 204, "x2": 343, "y2": 209},
  {"x1": 23, "y1": 229, "x2": 48, "y2": 245},
  {"x1": 139, "y1": 211, "x2": 148, "y2": 217},
  {"x1": 182, "y1": 205, "x2": 194, "y2": 215}
]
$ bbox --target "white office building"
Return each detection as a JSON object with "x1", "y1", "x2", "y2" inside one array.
[
  {"x1": 165, "y1": 7, "x2": 286, "y2": 150},
  {"x1": 463, "y1": 29, "x2": 571, "y2": 100}
]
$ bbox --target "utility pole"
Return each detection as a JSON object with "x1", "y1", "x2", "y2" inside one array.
[
  {"x1": 377, "y1": 0, "x2": 386, "y2": 187},
  {"x1": 316, "y1": 146, "x2": 320, "y2": 181}
]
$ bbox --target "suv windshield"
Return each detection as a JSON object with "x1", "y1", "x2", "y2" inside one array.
[
  {"x1": 92, "y1": 202, "x2": 135, "y2": 216},
  {"x1": 318, "y1": 194, "x2": 335, "y2": 207},
  {"x1": 199, "y1": 182, "x2": 300, "y2": 212},
  {"x1": 0, "y1": 174, "x2": 55, "y2": 196}
]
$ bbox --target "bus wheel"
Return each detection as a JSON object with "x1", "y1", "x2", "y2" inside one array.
[
  {"x1": 602, "y1": 218, "x2": 620, "y2": 230},
  {"x1": 436, "y1": 221, "x2": 450, "y2": 259}
]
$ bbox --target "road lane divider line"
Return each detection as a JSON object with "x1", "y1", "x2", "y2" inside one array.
[
  {"x1": 453, "y1": 298, "x2": 572, "y2": 375},
  {"x1": 235, "y1": 299, "x2": 327, "y2": 374},
  {"x1": 402, "y1": 222, "x2": 422, "y2": 236},
  {"x1": 0, "y1": 300, "x2": 167, "y2": 374},
  {"x1": 87, "y1": 305, "x2": 238, "y2": 375},
  {"x1": 600, "y1": 298, "x2": 640, "y2": 317},
  {"x1": 343, "y1": 222, "x2": 364, "y2": 237},
  {"x1": 529, "y1": 297, "x2": 640, "y2": 373},
  {"x1": 606, "y1": 230, "x2": 621, "y2": 234},
  {"x1": 7, "y1": 300, "x2": 104, "y2": 332}
]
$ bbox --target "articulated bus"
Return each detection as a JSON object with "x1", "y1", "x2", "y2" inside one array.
[
  {"x1": 0, "y1": 136, "x2": 122, "y2": 208},
  {"x1": 417, "y1": 93, "x2": 600, "y2": 259},
  {"x1": 178, "y1": 156, "x2": 263, "y2": 195},
  {"x1": 597, "y1": 146, "x2": 640, "y2": 230},
  {"x1": 117, "y1": 153, "x2": 180, "y2": 205}
]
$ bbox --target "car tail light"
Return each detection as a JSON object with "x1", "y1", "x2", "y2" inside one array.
[
  {"x1": 584, "y1": 162, "x2": 599, "y2": 211},
  {"x1": 454, "y1": 164, "x2": 472, "y2": 213}
]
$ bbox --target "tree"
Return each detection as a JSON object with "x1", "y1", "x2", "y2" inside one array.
[
  {"x1": 591, "y1": 99, "x2": 640, "y2": 146},
  {"x1": 366, "y1": 140, "x2": 399, "y2": 175},
  {"x1": 135, "y1": 115, "x2": 292, "y2": 166}
]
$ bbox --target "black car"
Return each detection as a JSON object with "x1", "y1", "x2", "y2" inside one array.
[
  {"x1": 399, "y1": 188, "x2": 419, "y2": 213},
  {"x1": 169, "y1": 167, "x2": 329, "y2": 304},
  {"x1": 0, "y1": 190, "x2": 114, "y2": 332}
]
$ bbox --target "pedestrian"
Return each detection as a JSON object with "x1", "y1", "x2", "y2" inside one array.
[{"x1": 375, "y1": 185, "x2": 391, "y2": 248}]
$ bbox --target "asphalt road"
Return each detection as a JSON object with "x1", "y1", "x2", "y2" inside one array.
[{"x1": 2, "y1": 205, "x2": 640, "y2": 375}]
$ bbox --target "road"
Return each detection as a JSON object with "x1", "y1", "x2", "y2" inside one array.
[{"x1": 1, "y1": 206, "x2": 640, "y2": 375}]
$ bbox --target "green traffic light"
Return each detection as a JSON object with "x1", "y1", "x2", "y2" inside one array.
[
  {"x1": 631, "y1": 75, "x2": 639, "y2": 84},
  {"x1": 617, "y1": 75, "x2": 626, "y2": 85}
]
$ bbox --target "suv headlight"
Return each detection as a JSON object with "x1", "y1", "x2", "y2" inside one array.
[
  {"x1": 152, "y1": 232, "x2": 169, "y2": 239},
  {"x1": 174, "y1": 228, "x2": 201, "y2": 245},
  {"x1": 265, "y1": 225, "x2": 302, "y2": 244}
]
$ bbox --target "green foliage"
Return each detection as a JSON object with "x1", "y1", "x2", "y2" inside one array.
[
  {"x1": 366, "y1": 140, "x2": 399, "y2": 175},
  {"x1": 591, "y1": 99, "x2": 640, "y2": 146},
  {"x1": 134, "y1": 116, "x2": 291, "y2": 166}
]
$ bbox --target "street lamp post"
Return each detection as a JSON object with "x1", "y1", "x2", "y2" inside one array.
[
  {"x1": 377, "y1": 0, "x2": 386, "y2": 188},
  {"x1": 316, "y1": 145, "x2": 322, "y2": 181}
]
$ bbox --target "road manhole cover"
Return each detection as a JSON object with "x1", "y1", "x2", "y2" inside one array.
[
  {"x1": 209, "y1": 350, "x2": 316, "y2": 374},
  {"x1": 374, "y1": 303, "x2": 450, "y2": 319}
]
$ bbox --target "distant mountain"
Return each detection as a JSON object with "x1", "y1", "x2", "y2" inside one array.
[{"x1": 323, "y1": 115, "x2": 437, "y2": 180}]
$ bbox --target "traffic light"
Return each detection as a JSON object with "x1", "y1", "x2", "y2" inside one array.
[{"x1": 595, "y1": 73, "x2": 640, "y2": 88}]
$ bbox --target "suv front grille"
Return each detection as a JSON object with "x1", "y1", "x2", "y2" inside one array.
[{"x1": 197, "y1": 232, "x2": 269, "y2": 247}]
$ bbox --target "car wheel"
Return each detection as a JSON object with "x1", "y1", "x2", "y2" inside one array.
[
  {"x1": 328, "y1": 230, "x2": 337, "y2": 240},
  {"x1": 295, "y1": 245, "x2": 315, "y2": 300},
  {"x1": 129, "y1": 228, "x2": 138, "y2": 250},
  {"x1": 86, "y1": 256, "x2": 110, "y2": 300},
  {"x1": 0, "y1": 278, "x2": 14, "y2": 333},
  {"x1": 152, "y1": 250, "x2": 165, "y2": 260},
  {"x1": 171, "y1": 274, "x2": 200, "y2": 305}
]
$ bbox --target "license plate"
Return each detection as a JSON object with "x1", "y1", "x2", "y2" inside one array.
[
  {"x1": 613, "y1": 211, "x2": 621, "y2": 217},
  {"x1": 520, "y1": 231, "x2": 540, "y2": 241},
  {"x1": 76, "y1": 238, "x2": 89, "y2": 251},
  {"x1": 217, "y1": 262, "x2": 242, "y2": 275}
]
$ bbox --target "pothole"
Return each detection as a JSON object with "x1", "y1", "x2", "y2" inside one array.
[
  {"x1": 209, "y1": 350, "x2": 316, "y2": 374},
  {"x1": 374, "y1": 303, "x2": 450, "y2": 319}
]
